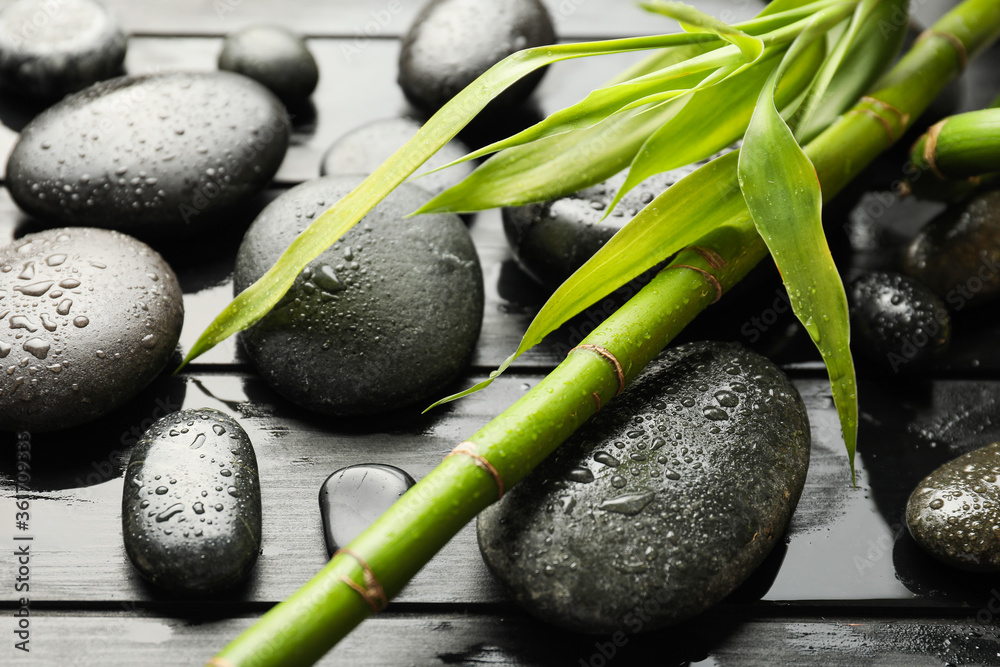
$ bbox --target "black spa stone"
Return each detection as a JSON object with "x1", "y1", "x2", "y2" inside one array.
[
  {"x1": 0, "y1": 228, "x2": 183, "y2": 432},
  {"x1": 234, "y1": 175, "x2": 483, "y2": 416},
  {"x1": 6, "y1": 71, "x2": 289, "y2": 237},
  {"x1": 398, "y1": 0, "x2": 555, "y2": 114},
  {"x1": 122, "y1": 409, "x2": 262, "y2": 594},
  {"x1": 320, "y1": 464, "x2": 416, "y2": 556},
  {"x1": 907, "y1": 442, "x2": 1000, "y2": 572},
  {"x1": 0, "y1": 0, "x2": 127, "y2": 99},
  {"x1": 218, "y1": 25, "x2": 319, "y2": 104},
  {"x1": 477, "y1": 341, "x2": 811, "y2": 634},
  {"x1": 319, "y1": 117, "x2": 474, "y2": 196}
]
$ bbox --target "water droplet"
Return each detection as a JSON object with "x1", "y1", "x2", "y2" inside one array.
[
  {"x1": 213, "y1": 424, "x2": 226, "y2": 436},
  {"x1": 600, "y1": 491, "x2": 655, "y2": 515},
  {"x1": 155, "y1": 486, "x2": 169, "y2": 495},
  {"x1": 611, "y1": 475, "x2": 627, "y2": 489},
  {"x1": 18, "y1": 262, "x2": 35, "y2": 280},
  {"x1": 190, "y1": 433, "x2": 206, "y2": 449},
  {"x1": 703, "y1": 406, "x2": 729, "y2": 421},
  {"x1": 141, "y1": 334, "x2": 157, "y2": 349},
  {"x1": 714, "y1": 390, "x2": 739, "y2": 407},
  {"x1": 10, "y1": 316, "x2": 38, "y2": 332},
  {"x1": 46, "y1": 254, "x2": 67, "y2": 266},
  {"x1": 650, "y1": 437, "x2": 666, "y2": 450},
  {"x1": 47, "y1": 364, "x2": 62, "y2": 373},
  {"x1": 929, "y1": 498, "x2": 944, "y2": 510},
  {"x1": 214, "y1": 503, "x2": 225, "y2": 511},
  {"x1": 90, "y1": 262, "x2": 106, "y2": 269},
  {"x1": 39, "y1": 314, "x2": 56, "y2": 332},
  {"x1": 594, "y1": 452, "x2": 621, "y2": 468},
  {"x1": 192, "y1": 502, "x2": 205, "y2": 515},
  {"x1": 59, "y1": 278, "x2": 81, "y2": 289},
  {"x1": 14, "y1": 281, "x2": 54, "y2": 297},
  {"x1": 227, "y1": 486, "x2": 240, "y2": 497},
  {"x1": 220, "y1": 469, "x2": 232, "y2": 477},
  {"x1": 567, "y1": 468, "x2": 594, "y2": 483},
  {"x1": 155, "y1": 503, "x2": 185, "y2": 522},
  {"x1": 56, "y1": 299, "x2": 73, "y2": 315},
  {"x1": 95, "y1": 349, "x2": 106, "y2": 359},
  {"x1": 22, "y1": 338, "x2": 50, "y2": 360},
  {"x1": 314, "y1": 265, "x2": 345, "y2": 293},
  {"x1": 663, "y1": 468, "x2": 681, "y2": 480},
  {"x1": 0, "y1": 342, "x2": 10, "y2": 358}
]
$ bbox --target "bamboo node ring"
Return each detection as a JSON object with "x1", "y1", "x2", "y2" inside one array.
[
  {"x1": 664, "y1": 264, "x2": 723, "y2": 303},
  {"x1": 923, "y1": 119, "x2": 948, "y2": 180},
  {"x1": 446, "y1": 441, "x2": 505, "y2": 498},
  {"x1": 681, "y1": 245, "x2": 726, "y2": 269},
  {"x1": 917, "y1": 30, "x2": 968, "y2": 70},
  {"x1": 592, "y1": 391, "x2": 602, "y2": 412},
  {"x1": 335, "y1": 548, "x2": 388, "y2": 613},
  {"x1": 846, "y1": 108, "x2": 895, "y2": 144},
  {"x1": 571, "y1": 344, "x2": 625, "y2": 395},
  {"x1": 861, "y1": 96, "x2": 910, "y2": 127}
]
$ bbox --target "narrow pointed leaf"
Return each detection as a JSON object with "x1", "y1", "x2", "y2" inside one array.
[
  {"x1": 738, "y1": 66, "x2": 858, "y2": 478},
  {"x1": 641, "y1": 1, "x2": 764, "y2": 62}
]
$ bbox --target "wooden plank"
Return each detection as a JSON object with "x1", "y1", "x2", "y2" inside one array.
[{"x1": 13, "y1": 609, "x2": 1000, "y2": 666}]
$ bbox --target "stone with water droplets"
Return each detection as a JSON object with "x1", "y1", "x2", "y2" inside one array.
[
  {"x1": 477, "y1": 341, "x2": 810, "y2": 633},
  {"x1": 0, "y1": 0, "x2": 127, "y2": 100},
  {"x1": 6, "y1": 71, "x2": 289, "y2": 237},
  {"x1": 218, "y1": 25, "x2": 318, "y2": 104},
  {"x1": 0, "y1": 228, "x2": 183, "y2": 432},
  {"x1": 398, "y1": 0, "x2": 555, "y2": 114},
  {"x1": 319, "y1": 464, "x2": 415, "y2": 556},
  {"x1": 234, "y1": 175, "x2": 483, "y2": 416},
  {"x1": 849, "y1": 271, "x2": 950, "y2": 373},
  {"x1": 906, "y1": 442, "x2": 1000, "y2": 572},
  {"x1": 319, "y1": 117, "x2": 473, "y2": 197},
  {"x1": 122, "y1": 409, "x2": 261, "y2": 594},
  {"x1": 502, "y1": 158, "x2": 716, "y2": 288}
]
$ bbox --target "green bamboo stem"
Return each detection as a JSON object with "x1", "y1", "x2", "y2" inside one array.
[
  {"x1": 208, "y1": 1, "x2": 1000, "y2": 665},
  {"x1": 906, "y1": 107, "x2": 1000, "y2": 200}
]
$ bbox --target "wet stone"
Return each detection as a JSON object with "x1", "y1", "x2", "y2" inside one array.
[
  {"x1": 502, "y1": 159, "x2": 714, "y2": 288},
  {"x1": 319, "y1": 464, "x2": 416, "y2": 556},
  {"x1": 906, "y1": 442, "x2": 1000, "y2": 572},
  {"x1": 234, "y1": 175, "x2": 483, "y2": 416},
  {"x1": 122, "y1": 409, "x2": 262, "y2": 594},
  {"x1": 0, "y1": 0, "x2": 127, "y2": 100},
  {"x1": 320, "y1": 117, "x2": 474, "y2": 197},
  {"x1": 902, "y1": 188, "x2": 1000, "y2": 308},
  {"x1": 218, "y1": 25, "x2": 318, "y2": 104},
  {"x1": 849, "y1": 270, "x2": 950, "y2": 374},
  {"x1": 398, "y1": 0, "x2": 555, "y2": 114},
  {"x1": 477, "y1": 341, "x2": 811, "y2": 634},
  {"x1": 6, "y1": 71, "x2": 289, "y2": 237},
  {"x1": 0, "y1": 228, "x2": 183, "y2": 432}
]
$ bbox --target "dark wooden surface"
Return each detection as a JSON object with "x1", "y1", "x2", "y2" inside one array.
[{"x1": 4, "y1": 1, "x2": 1000, "y2": 665}]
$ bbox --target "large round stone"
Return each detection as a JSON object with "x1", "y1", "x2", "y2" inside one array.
[
  {"x1": 6, "y1": 71, "x2": 289, "y2": 236},
  {"x1": 218, "y1": 25, "x2": 318, "y2": 104},
  {"x1": 122, "y1": 408, "x2": 262, "y2": 594},
  {"x1": 0, "y1": 228, "x2": 183, "y2": 432},
  {"x1": 0, "y1": 0, "x2": 127, "y2": 99},
  {"x1": 398, "y1": 0, "x2": 555, "y2": 114},
  {"x1": 478, "y1": 341, "x2": 811, "y2": 633},
  {"x1": 234, "y1": 175, "x2": 483, "y2": 416}
]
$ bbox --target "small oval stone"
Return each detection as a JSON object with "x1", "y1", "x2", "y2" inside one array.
[
  {"x1": 320, "y1": 117, "x2": 474, "y2": 197},
  {"x1": 218, "y1": 24, "x2": 318, "y2": 104},
  {"x1": 0, "y1": 228, "x2": 183, "y2": 432},
  {"x1": 319, "y1": 464, "x2": 416, "y2": 556},
  {"x1": 477, "y1": 341, "x2": 810, "y2": 633},
  {"x1": 502, "y1": 159, "x2": 713, "y2": 288},
  {"x1": 398, "y1": 0, "x2": 555, "y2": 114},
  {"x1": 902, "y1": 188, "x2": 1000, "y2": 308},
  {"x1": 6, "y1": 71, "x2": 289, "y2": 236},
  {"x1": 0, "y1": 0, "x2": 127, "y2": 99},
  {"x1": 906, "y1": 442, "x2": 1000, "y2": 572},
  {"x1": 849, "y1": 270, "x2": 950, "y2": 373},
  {"x1": 122, "y1": 409, "x2": 262, "y2": 594},
  {"x1": 234, "y1": 175, "x2": 483, "y2": 416}
]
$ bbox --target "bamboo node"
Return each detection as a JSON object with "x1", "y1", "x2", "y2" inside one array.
[
  {"x1": 664, "y1": 264, "x2": 723, "y2": 303},
  {"x1": 571, "y1": 344, "x2": 626, "y2": 396},
  {"x1": 592, "y1": 392, "x2": 602, "y2": 412},
  {"x1": 923, "y1": 119, "x2": 948, "y2": 180},
  {"x1": 681, "y1": 245, "x2": 726, "y2": 270},
  {"x1": 335, "y1": 548, "x2": 388, "y2": 613},
  {"x1": 446, "y1": 441, "x2": 505, "y2": 498},
  {"x1": 846, "y1": 108, "x2": 895, "y2": 144},
  {"x1": 861, "y1": 96, "x2": 910, "y2": 127},
  {"x1": 917, "y1": 29, "x2": 969, "y2": 70}
]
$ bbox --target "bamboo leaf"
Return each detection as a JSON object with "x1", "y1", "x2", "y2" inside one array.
[
  {"x1": 429, "y1": 151, "x2": 749, "y2": 407},
  {"x1": 180, "y1": 30, "x2": 725, "y2": 366},
  {"x1": 738, "y1": 62, "x2": 858, "y2": 478},
  {"x1": 641, "y1": 1, "x2": 764, "y2": 62}
]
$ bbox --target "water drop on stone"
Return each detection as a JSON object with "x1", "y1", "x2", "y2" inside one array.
[
  {"x1": 46, "y1": 254, "x2": 67, "y2": 266},
  {"x1": 73, "y1": 316, "x2": 89, "y2": 328},
  {"x1": 23, "y1": 338, "x2": 50, "y2": 359},
  {"x1": 59, "y1": 278, "x2": 81, "y2": 289},
  {"x1": 594, "y1": 452, "x2": 621, "y2": 468},
  {"x1": 141, "y1": 334, "x2": 157, "y2": 349},
  {"x1": 57, "y1": 299, "x2": 73, "y2": 315},
  {"x1": 156, "y1": 503, "x2": 185, "y2": 522},
  {"x1": 567, "y1": 468, "x2": 594, "y2": 483},
  {"x1": 155, "y1": 486, "x2": 169, "y2": 495},
  {"x1": 929, "y1": 498, "x2": 944, "y2": 510},
  {"x1": 190, "y1": 434, "x2": 206, "y2": 449},
  {"x1": 192, "y1": 502, "x2": 205, "y2": 515},
  {"x1": 213, "y1": 424, "x2": 226, "y2": 436}
]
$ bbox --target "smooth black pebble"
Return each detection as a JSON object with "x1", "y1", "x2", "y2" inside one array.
[
  {"x1": 6, "y1": 71, "x2": 289, "y2": 237},
  {"x1": 0, "y1": 228, "x2": 183, "y2": 432},
  {"x1": 122, "y1": 409, "x2": 261, "y2": 594},
  {"x1": 907, "y1": 442, "x2": 1000, "y2": 572},
  {"x1": 319, "y1": 464, "x2": 416, "y2": 556},
  {"x1": 234, "y1": 175, "x2": 483, "y2": 416},
  {"x1": 0, "y1": 0, "x2": 126, "y2": 100},
  {"x1": 503, "y1": 161, "x2": 711, "y2": 288},
  {"x1": 477, "y1": 341, "x2": 811, "y2": 634},
  {"x1": 849, "y1": 271, "x2": 950, "y2": 373},
  {"x1": 398, "y1": 0, "x2": 555, "y2": 114},
  {"x1": 319, "y1": 117, "x2": 474, "y2": 196},
  {"x1": 902, "y1": 188, "x2": 1000, "y2": 308},
  {"x1": 218, "y1": 25, "x2": 318, "y2": 104}
]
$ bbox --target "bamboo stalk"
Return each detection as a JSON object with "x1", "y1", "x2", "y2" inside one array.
[
  {"x1": 207, "y1": 1, "x2": 1000, "y2": 665},
  {"x1": 905, "y1": 105, "x2": 1000, "y2": 200}
]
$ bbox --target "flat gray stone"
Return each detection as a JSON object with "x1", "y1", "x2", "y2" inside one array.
[{"x1": 218, "y1": 25, "x2": 318, "y2": 104}]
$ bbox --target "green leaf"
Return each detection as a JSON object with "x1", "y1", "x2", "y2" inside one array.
[
  {"x1": 641, "y1": 1, "x2": 764, "y2": 63},
  {"x1": 179, "y1": 30, "x2": 725, "y2": 367},
  {"x1": 429, "y1": 151, "x2": 750, "y2": 407},
  {"x1": 738, "y1": 61, "x2": 858, "y2": 480}
]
